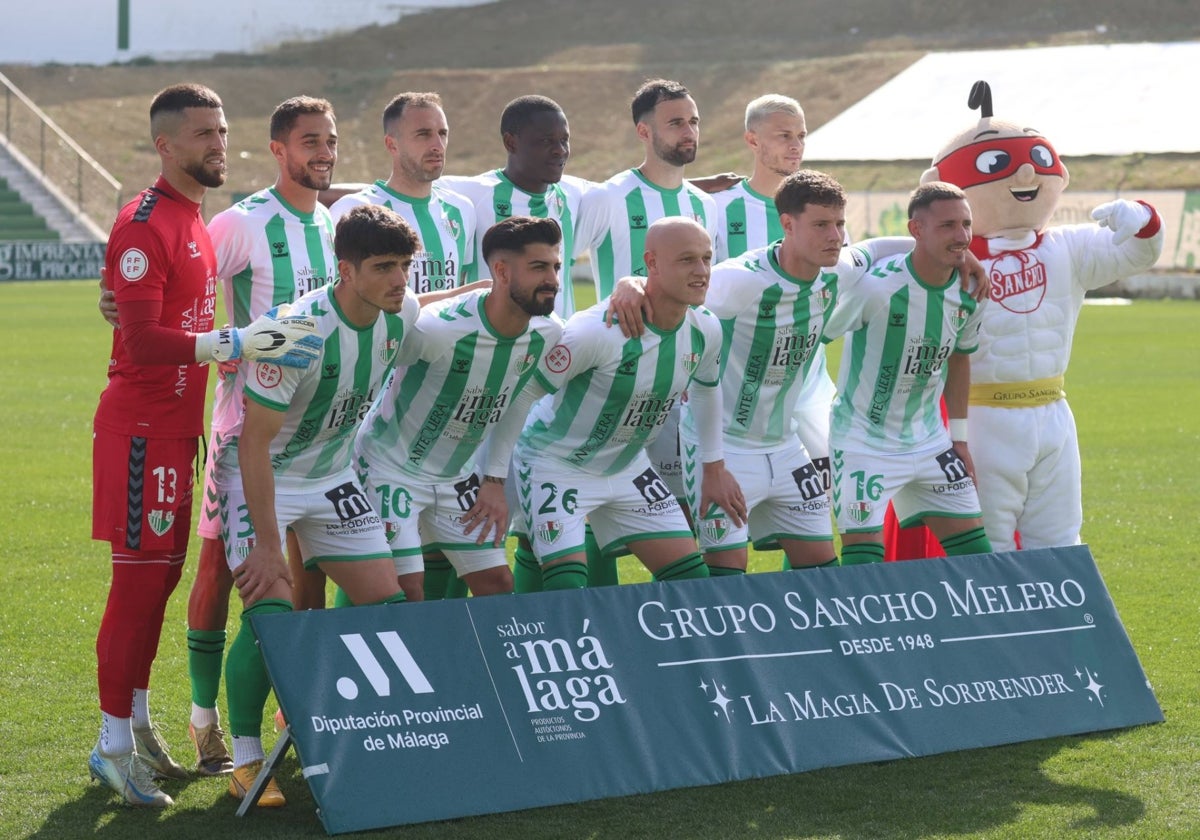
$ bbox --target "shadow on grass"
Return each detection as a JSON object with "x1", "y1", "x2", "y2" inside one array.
[{"x1": 29, "y1": 732, "x2": 1144, "y2": 840}]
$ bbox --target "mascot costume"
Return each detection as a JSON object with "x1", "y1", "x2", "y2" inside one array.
[{"x1": 906, "y1": 80, "x2": 1164, "y2": 552}]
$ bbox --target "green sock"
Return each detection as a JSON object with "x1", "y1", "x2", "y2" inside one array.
[
  {"x1": 940, "y1": 526, "x2": 993, "y2": 556},
  {"x1": 513, "y1": 545, "x2": 543, "y2": 594},
  {"x1": 654, "y1": 553, "x2": 710, "y2": 582},
  {"x1": 706, "y1": 564, "x2": 744, "y2": 577},
  {"x1": 585, "y1": 525, "x2": 620, "y2": 587},
  {"x1": 788, "y1": 557, "x2": 839, "y2": 570},
  {"x1": 187, "y1": 628, "x2": 225, "y2": 708},
  {"x1": 442, "y1": 574, "x2": 469, "y2": 600},
  {"x1": 841, "y1": 542, "x2": 885, "y2": 565},
  {"x1": 333, "y1": 586, "x2": 353, "y2": 608},
  {"x1": 225, "y1": 599, "x2": 291, "y2": 738},
  {"x1": 542, "y1": 561, "x2": 588, "y2": 591},
  {"x1": 360, "y1": 590, "x2": 407, "y2": 606},
  {"x1": 423, "y1": 556, "x2": 454, "y2": 600}
]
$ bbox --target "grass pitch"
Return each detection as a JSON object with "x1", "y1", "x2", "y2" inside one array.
[{"x1": 0, "y1": 281, "x2": 1196, "y2": 839}]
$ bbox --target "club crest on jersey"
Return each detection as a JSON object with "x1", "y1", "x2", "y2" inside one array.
[
  {"x1": 536, "y1": 520, "x2": 562, "y2": 545},
  {"x1": 547, "y1": 190, "x2": 563, "y2": 215},
  {"x1": 951, "y1": 306, "x2": 970, "y2": 331},
  {"x1": 512, "y1": 353, "x2": 535, "y2": 375},
  {"x1": 445, "y1": 216, "x2": 461, "y2": 240},
  {"x1": 380, "y1": 338, "x2": 400, "y2": 366},
  {"x1": 545, "y1": 344, "x2": 571, "y2": 373},
  {"x1": 680, "y1": 352, "x2": 700, "y2": 375},
  {"x1": 147, "y1": 509, "x2": 174, "y2": 536},
  {"x1": 235, "y1": 535, "x2": 256, "y2": 561},
  {"x1": 701, "y1": 516, "x2": 729, "y2": 543},
  {"x1": 119, "y1": 248, "x2": 148, "y2": 281},
  {"x1": 813, "y1": 286, "x2": 832, "y2": 308},
  {"x1": 384, "y1": 520, "x2": 398, "y2": 544},
  {"x1": 988, "y1": 250, "x2": 1048, "y2": 314},
  {"x1": 847, "y1": 501, "x2": 872, "y2": 524}
]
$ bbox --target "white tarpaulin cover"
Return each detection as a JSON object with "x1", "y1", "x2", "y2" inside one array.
[{"x1": 804, "y1": 42, "x2": 1200, "y2": 162}]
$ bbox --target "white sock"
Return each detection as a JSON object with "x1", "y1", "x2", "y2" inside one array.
[
  {"x1": 231, "y1": 735, "x2": 265, "y2": 769},
  {"x1": 131, "y1": 688, "x2": 151, "y2": 730},
  {"x1": 191, "y1": 703, "x2": 220, "y2": 729},
  {"x1": 100, "y1": 712, "x2": 134, "y2": 755}
]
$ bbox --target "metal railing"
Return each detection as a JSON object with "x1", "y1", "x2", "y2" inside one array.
[{"x1": 0, "y1": 71, "x2": 122, "y2": 236}]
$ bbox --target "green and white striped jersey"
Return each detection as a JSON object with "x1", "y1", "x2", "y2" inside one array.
[
  {"x1": 438, "y1": 171, "x2": 605, "y2": 318},
  {"x1": 207, "y1": 187, "x2": 337, "y2": 437},
  {"x1": 243, "y1": 286, "x2": 419, "y2": 492},
  {"x1": 518, "y1": 301, "x2": 723, "y2": 476},
  {"x1": 588, "y1": 168, "x2": 725, "y2": 299},
  {"x1": 712, "y1": 178, "x2": 783, "y2": 261},
  {"x1": 356, "y1": 289, "x2": 563, "y2": 482},
  {"x1": 823, "y1": 254, "x2": 985, "y2": 453},
  {"x1": 683, "y1": 242, "x2": 872, "y2": 453},
  {"x1": 328, "y1": 181, "x2": 476, "y2": 294}
]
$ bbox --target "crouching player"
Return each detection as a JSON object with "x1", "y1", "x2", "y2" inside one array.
[
  {"x1": 354, "y1": 216, "x2": 564, "y2": 600},
  {"x1": 221, "y1": 205, "x2": 419, "y2": 807}
]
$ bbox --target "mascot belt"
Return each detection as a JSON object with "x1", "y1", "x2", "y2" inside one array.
[{"x1": 969, "y1": 375, "x2": 1065, "y2": 407}]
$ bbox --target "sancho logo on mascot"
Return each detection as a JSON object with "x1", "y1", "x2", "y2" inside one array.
[{"x1": 921, "y1": 81, "x2": 1163, "y2": 553}]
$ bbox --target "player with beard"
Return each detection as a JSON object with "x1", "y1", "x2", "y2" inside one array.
[
  {"x1": 330, "y1": 92, "x2": 482, "y2": 300},
  {"x1": 182, "y1": 96, "x2": 340, "y2": 777},
  {"x1": 589, "y1": 79, "x2": 724, "y2": 297},
  {"x1": 89, "y1": 84, "x2": 320, "y2": 807},
  {"x1": 354, "y1": 217, "x2": 565, "y2": 600}
]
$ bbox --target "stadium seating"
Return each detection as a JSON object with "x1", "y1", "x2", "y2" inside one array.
[{"x1": 0, "y1": 177, "x2": 60, "y2": 241}]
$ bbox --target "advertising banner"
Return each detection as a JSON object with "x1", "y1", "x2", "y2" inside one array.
[
  {"x1": 0, "y1": 241, "x2": 105, "y2": 280},
  {"x1": 253, "y1": 546, "x2": 1162, "y2": 834}
]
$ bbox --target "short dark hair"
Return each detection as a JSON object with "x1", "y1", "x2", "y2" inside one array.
[
  {"x1": 631, "y1": 79, "x2": 690, "y2": 125},
  {"x1": 481, "y1": 216, "x2": 562, "y2": 264},
  {"x1": 382, "y1": 91, "x2": 443, "y2": 134},
  {"x1": 269, "y1": 96, "x2": 335, "y2": 142},
  {"x1": 499, "y1": 95, "x2": 563, "y2": 137},
  {"x1": 149, "y1": 83, "x2": 222, "y2": 140},
  {"x1": 335, "y1": 205, "x2": 420, "y2": 266},
  {"x1": 775, "y1": 170, "x2": 846, "y2": 217},
  {"x1": 908, "y1": 181, "x2": 967, "y2": 218}
]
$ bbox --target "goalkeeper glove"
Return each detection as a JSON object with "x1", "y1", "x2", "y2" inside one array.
[{"x1": 194, "y1": 305, "x2": 323, "y2": 368}]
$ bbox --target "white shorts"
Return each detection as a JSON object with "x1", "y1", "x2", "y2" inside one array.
[
  {"x1": 221, "y1": 469, "x2": 391, "y2": 571},
  {"x1": 511, "y1": 450, "x2": 694, "y2": 563},
  {"x1": 683, "y1": 441, "x2": 831, "y2": 552},
  {"x1": 358, "y1": 463, "x2": 508, "y2": 577},
  {"x1": 830, "y1": 436, "x2": 982, "y2": 534},
  {"x1": 644, "y1": 403, "x2": 684, "y2": 499}
]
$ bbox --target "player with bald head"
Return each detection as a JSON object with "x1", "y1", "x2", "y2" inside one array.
[{"x1": 500, "y1": 217, "x2": 745, "y2": 590}]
